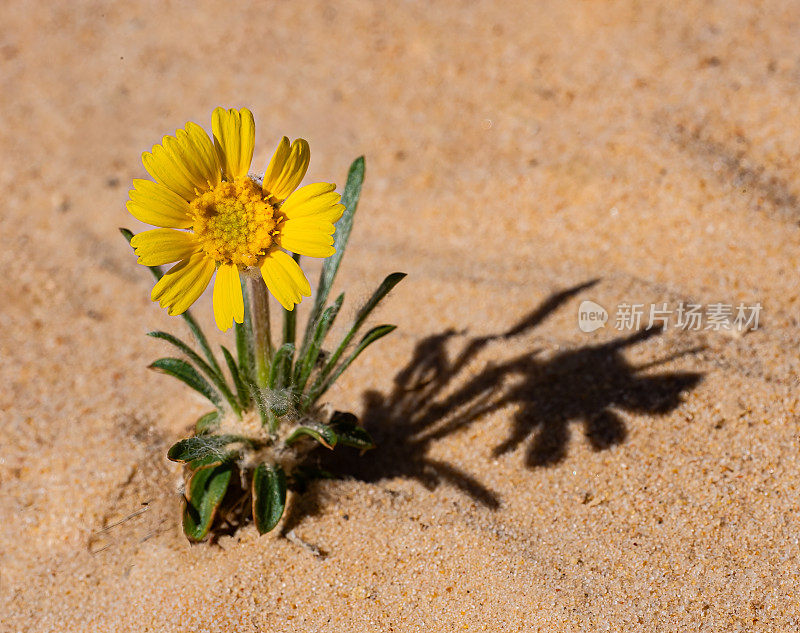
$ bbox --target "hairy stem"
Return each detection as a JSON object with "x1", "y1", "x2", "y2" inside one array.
[{"x1": 249, "y1": 275, "x2": 273, "y2": 388}]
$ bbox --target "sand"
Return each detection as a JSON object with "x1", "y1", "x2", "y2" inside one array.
[{"x1": 2, "y1": 0, "x2": 800, "y2": 630}]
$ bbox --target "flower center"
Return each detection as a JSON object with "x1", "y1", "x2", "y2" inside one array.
[{"x1": 190, "y1": 178, "x2": 276, "y2": 268}]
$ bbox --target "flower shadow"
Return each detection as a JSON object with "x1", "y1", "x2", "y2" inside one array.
[{"x1": 284, "y1": 280, "x2": 702, "y2": 531}]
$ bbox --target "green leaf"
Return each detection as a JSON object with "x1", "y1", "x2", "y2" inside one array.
[
  {"x1": 121, "y1": 228, "x2": 224, "y2": 379},
  {"x1": 268, "y1": 343, "x2": 295, "y2": 392},
  {"x1": 182, "y1": 463, "x2": 233, "y2": 541},
  {"x1": 284, "y1": 423, "x2": 338, "y2": 449},
  {"x1": 308, "y1": 325, "x2": 397, "y2": 405},
  {"x1": 187, "y1": 454, "x2": 225, "y2": 469},
  {"x1": 167, "y1": 434, "x2": 248, "y2": 462},
  {"x1": 148, "y1": 331, "x2": 241, "y2": 415},
  {"x1": 177, "y1": 312, "x2": 224, "y2": 385},
  {"x1": 149, "y1": 358, "x2": 223, "y2": 409},
  {"x1": 252, "y1": 462, "x2": 287, "y2": 534},
  {"x1": 295, "y1": 293, "x2": 344, "y2": 394},
  {"x1": 251, "y1": 382, "x2": 271, "y2": 428},
  {"x1": 300, "y1": 271, "x2": 402, "y2": 413},
  {"x1": 320, "y1": 273, "x2": 405, "y2": 381},
  {"x1": 329, "y1": 411, "x2": 375, "y2": 451},
  {"x1": 262, "y1": 339, "x2": 293, "y2": 431},
  {"x1": 279, "y1": 254, "x2": 301, "y2": 388},
  {"x1": 194, "y1": 411, "x2": 220, "y2": 435},
  {"x1": 301, "y1": 157, "x2": 365, "y2": 348},
  {"x1": 235, "y1": 276, "x2": 254, "y2": 381},
  {"x1": 221, "y1": 345, "x2": 251, "y2": 409}
]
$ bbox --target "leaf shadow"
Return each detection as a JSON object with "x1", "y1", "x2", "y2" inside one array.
[{"x1": 284, "y1": 280, "x2": 703, "y2": 531}]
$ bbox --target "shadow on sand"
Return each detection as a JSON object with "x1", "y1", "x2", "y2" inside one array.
[{"x1": 283, "y1": 280, "x2": 702, "y2": 532}]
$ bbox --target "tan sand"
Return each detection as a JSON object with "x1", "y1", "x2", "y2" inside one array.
[{"x1": 2, "y1": 0, "x2": 800, "y2": 630}]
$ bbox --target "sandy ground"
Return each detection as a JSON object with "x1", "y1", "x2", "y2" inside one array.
[{"x1": 2, "y1": 0, "x2": 800, "y2": 630}]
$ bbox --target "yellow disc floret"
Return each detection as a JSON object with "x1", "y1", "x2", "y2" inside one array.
[{"x1": 190, "y1": 178, "x2": 276, "y2": 267}]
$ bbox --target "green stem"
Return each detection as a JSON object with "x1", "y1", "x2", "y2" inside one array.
[{"x1": 249, "y1": 275, "x2": 273, "y2": 388}]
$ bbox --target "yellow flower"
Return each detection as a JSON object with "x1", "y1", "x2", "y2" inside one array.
[{"x1": 127, "y1": 107, "x2": 344, "y2": 330}]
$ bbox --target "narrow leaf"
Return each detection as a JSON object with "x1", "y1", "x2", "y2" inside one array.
[
  {"x1": 284, "y1": 423, "x2": 338, "y2": 449},
  {"x1": 295, "y1": 293, "x2": 344, "y2": 394},
  {"x1": 235, "y1": 276, "x2": 254, "y2": 381},
  {"x1": 329, "y1": 411, "x2": 375, "y2": 451},
  {"x1": 321, "y1": 273, "x2": 405, "y2": 381},
  {"x1": 221, "y1": 345, "x2": 251, "y2": 409},
  {"x1": 194, "y1": 411, "x2": 220, "y2": 436},
  {"x1": 302, "y1": 157, "x2": 365, "y2": 346},
  {"x1": 167, "y1": 434, "x2": 249, "y2": 462},
  {"x1": 250, "y1": 382, "x2": 271, "y2": 428},
  {"x1": 252, "y1": 463, "x2": 287, "y2": 534},
  {"x1": 308, "y1": 325, "x2": 397, "y2": 405},
  {"x1": 148, "y1": 331, "x2": 241, "y2": 415},
  {"x1": 148, "y1": 330, "x2": 220, "y2": 381},
  {"x1": 182, "y1": 463, "x2": 233, "y2": 541},
  {"x1": 279, "y1": 253, "x2": 301, "y2": 386},
  {"x1": 188, "y1": 454, "x2": 224, "y2": 470},
  {"x1": 149, "y1": 358, "x2": 223, "y2": 409},
  {"x1": 268, "y1": 343, "x2": 295, "y2": 391},
  {"x1": 178, "y1": 312, "x2": 224, "y2": 384}
]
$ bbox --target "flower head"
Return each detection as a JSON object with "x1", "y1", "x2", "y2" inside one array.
[{"x1": 127, "y1": 107, "x2": 343, "y2": 330}]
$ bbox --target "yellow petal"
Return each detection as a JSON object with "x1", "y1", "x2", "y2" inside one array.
[
  {"x1": 259, "y1": 249, "x2": 311, "y2": 311},
  {"x1": 163, "y1": 122, "x2": 221, "y2": 193},
  {"x1": 212, "y1": 107, "x2": 255, "y2": 180},
  {"x1": 142, "y1": 121, "x2": 220, "y2": 201},
  {"x1": 151, "y1": 252, "x2": 215, "y2": 316},
  {"x1": 142, "y1": 143, "x2": 197, "y2": 201},
  {"x1": 281, "y1": 182, "x2": 344, "y2": 223},
  {"x1": 263, "y1": 137, "x2": 290, "y2": 190},
  {"x1": 279, "y1": 216, "x2": 336, "y2": 235},
  {"x1": 127, "y1": 179, "x2": 192, "y2": 228},
  {"x1": 276, "y1": 219, "x2": 335, "y2": 258},
  {"x1": 212, "y1": 263, "x2": 244, "y2": 331},
  {"x1": 131, "y1": 228, "x2": 199, "y2": 266},
  {"x1": 263, "y1": 137, "x2": 309, "y2": 201}
]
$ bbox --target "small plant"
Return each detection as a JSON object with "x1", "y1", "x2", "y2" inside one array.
[{"x1": 121, "y1": 107, "x2": 403, "y2": 540}]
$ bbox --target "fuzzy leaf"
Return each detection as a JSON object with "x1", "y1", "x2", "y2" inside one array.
[
  {"x1": 284, "y1": 423, "x2": 338, "y2": 449},
  {"x1": 149, "y1": 358, "x2": 223, "y2": 409},
  {"x1": 279, "y1": 253, "x2": 301, "y2": 387},
  {"x1": 148, "y1": 331, "x2": 219, "y2": 381},
  {"x1": 235, "y1": 276, "x2": 254, "y2": 380},
  {"x1": 182, "y1": 463, "x2": 232, "y2": 541},
  {"x1": 149, "y1": 331, "x2": 240, "y2": 415},
  {"x1": 308, "y1": 324, "x2": 397, "y2": 405},
  {"x1": 321, "y1": 273, "x2": 405, "y2": 378},
  {"x1": 167, "y1": 434, "x2": 248, "y2": 463},
  {"x1": 252, "y1": 463, "x2": 287, "y2": 534},
  {"x1": 194, "y1": 411, "x2": 220, "y2": 435},
  {"x1": 268, "y1": 343, "x2": 295, "y2": 392},
  {"x1": 188, "y1": 454, "x2": 225, "y2": 469},
  {"x1": 302, "y1": 157, "x2": 365, "y2": 347},
  {"x1": 329, "y1": 411, "x2": 375, "y2": 451},
  {"x1": 301, "y1": 273, "x2": 403, "y2": 414},
  {"x1": 221, "y1": 345, "x2": 251, "y2": 409},
  {"x1": 295, "y1": 293, "x2": 344, "y2": 393}
]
